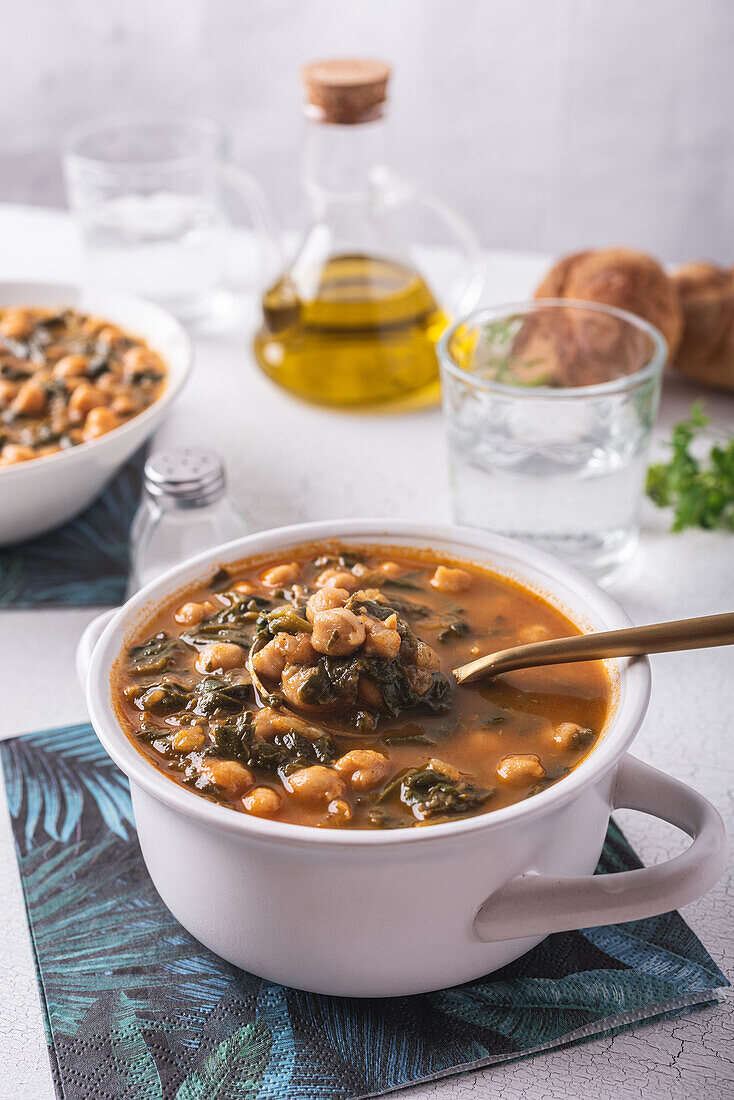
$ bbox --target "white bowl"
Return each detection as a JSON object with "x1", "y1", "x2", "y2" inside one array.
[
  {"x1": 80, "y1": 520, "x2": 727, "y2": 997},
  {"x1": 0, "y1": 281, "x2": 192, "y2": 545}
]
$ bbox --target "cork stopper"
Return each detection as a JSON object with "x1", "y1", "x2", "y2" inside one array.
[{"x1": 301, "y1": 59, "x2": 391, "y2": 124}]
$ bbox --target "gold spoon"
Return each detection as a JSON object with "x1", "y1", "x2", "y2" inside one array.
[{"x1": 453, "y1": 612, "x2": 734, "y2": 685}]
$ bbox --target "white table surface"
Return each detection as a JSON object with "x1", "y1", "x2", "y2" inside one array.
[{"x1": 0, "y1": 203, "x2": 732, "y2": 1100}]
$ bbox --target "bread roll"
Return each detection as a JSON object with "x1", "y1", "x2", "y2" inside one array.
[
  {"x1": 670, "y1": 262, "x2": 734, "y2": 392},
  {"x1": 535, "y1": 247, "x2": 683, "y2": 365}
]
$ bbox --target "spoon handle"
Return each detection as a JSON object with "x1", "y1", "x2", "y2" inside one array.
[{"x1": 453, "y1": 611, "x2": 734, "y2": 684}]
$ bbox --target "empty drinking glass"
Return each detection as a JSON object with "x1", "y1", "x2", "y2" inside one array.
[
  {"x1": 438, "y1": 301, "x2": 667, "y2": 581},
  {"x1": 63, "y1": 112, "x2": 278, "y2": 324}
]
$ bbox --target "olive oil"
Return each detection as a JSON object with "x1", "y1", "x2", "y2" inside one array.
[{"x1": 253, "y1": 254, "x2": 448, "y2": 407}]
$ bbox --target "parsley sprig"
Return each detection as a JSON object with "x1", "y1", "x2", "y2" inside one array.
[{"x1": 646, "y1": 402, "x2": 734, "y2": 531}]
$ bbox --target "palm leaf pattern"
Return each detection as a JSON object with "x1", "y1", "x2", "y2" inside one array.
[
  {"x1": 0, "y1": 723, "x2": 728, "y2": 1100},
  {"x1": 176, "y1": 1019, "x2": 271, "y2": 1100},
  {"x1": 110, "y1": 993, "x2": 164, "y2": 1100},
  {"x1": 0, "y1": 447, "x2": 144, "y2": 607},
  {"x1": 3, "y1": 722, "x2": 134, "y2": 853}
]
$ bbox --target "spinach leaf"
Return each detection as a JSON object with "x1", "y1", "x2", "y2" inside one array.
[
  {"x1": 192, "y1": 677, "x2": 253, "y2": 716},
  {"x1": 182, "y1": 595, "x2": 269, "y2": 649},
  {"x1": 289, "y1": 646, "x2": 452, "y2": 719},
  {"x1": 400, "y1": 767, "x2": 494, "y2": 819},
  {"x1": 0, "y1": 361, "x2": 33, "y2": 381},
  {"x1": 137, "y1": 681, "x2": 191, "y2": 716},
  {"x1": 381, "y1": 575, "x2": 421, "y2": 591},
  {"x1": 212, "y1": 712, "x2": 254, "y2": 760},
  {"x1": 211, "y1": 717, "x2": 338, "y2": 776},
  {"x1": 436, "y1": 615, "x2": 470, "y2": 643},
  {"x1": 208, "y1": 566, "x2": 231, "y2": 588},
  {"x1": 380, "y1": 732, "x2": 435, "y2": 745},
  {"x1": 364, "y1": 656, "x2": 452, "y2": 717},
  {"x1": 256, "y1": 605, "x2": 312, "y2": 637},
  {"x1": 349, "y1": 593, "x2": 430, "y2": 620},
  {"x1": 367, "y1": 809, "x2": 406, "y2": 829},
  {"x1": 128, "y1": 632, "x2": 184, "y2": 675}
]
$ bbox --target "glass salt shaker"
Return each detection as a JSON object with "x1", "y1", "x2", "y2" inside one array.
[{"x1": 128, "y1": 448, "x2": 249, "y2": 595}]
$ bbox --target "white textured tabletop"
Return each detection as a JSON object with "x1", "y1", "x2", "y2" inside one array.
[{"x1": 0, "y1": 205, "x2": 732, "y2": 1100}]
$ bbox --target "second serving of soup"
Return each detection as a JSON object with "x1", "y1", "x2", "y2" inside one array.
[
  {"x1": 113, "y1": 543, "x2": 611, "y2": 829},
  {"x1": 0, "y1": 305, "x2": 167, "y2": 467}
]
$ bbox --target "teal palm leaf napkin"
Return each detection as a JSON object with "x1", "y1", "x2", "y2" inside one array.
[
  {"x1": 0, "y1": 722, "x2": 727, "y2": 1100},
  {"x1": 0, "y1": 449, "x2": 144, "y2": 608}
]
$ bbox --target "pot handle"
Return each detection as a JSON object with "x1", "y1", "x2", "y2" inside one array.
[
  {"x1": 76, "y1": 608, "x2": 119, "y2": 690},
  {"x1": 474, "y1": 754, "x2": 727, "y2": 942}
]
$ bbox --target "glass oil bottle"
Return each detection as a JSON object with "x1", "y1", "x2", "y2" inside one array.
[{"x1": 253, "y1": 59, "x2": 482, "y2": 408}]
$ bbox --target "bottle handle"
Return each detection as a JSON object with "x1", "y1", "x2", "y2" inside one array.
[
  {"x1": 219, "y1": 164, "x2": 283, "y2": 290},
  {"x1": 379, "y1": 172, "x2": 485, "y2": 317}
]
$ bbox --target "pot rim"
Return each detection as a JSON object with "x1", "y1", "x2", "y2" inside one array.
[{"x1": 86, "y1": 519, "x2": 651, "y2": 849}]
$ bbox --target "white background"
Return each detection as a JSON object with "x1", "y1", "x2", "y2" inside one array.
[{"x1": 2, "y1": 0, "x2": 733, "y2": 262}]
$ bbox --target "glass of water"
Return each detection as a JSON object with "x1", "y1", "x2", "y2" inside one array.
[
  {"x1": 438, "y1": 300, "x2": 667, "y2": 581},
  {"x1": 63, "y1": 112, "x2": 278, "y2": 324}
]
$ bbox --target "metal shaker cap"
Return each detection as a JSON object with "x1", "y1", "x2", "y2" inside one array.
[{"x1": 143, "y1": 448, "x2": 226, "y2": 507}]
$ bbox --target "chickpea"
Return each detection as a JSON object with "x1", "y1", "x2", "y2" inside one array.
[
  {"x1": 232, "y1": 580, "x2": 254, "y2": 595},
  {"x1": 414, "y1": 639, "x2": 440, "y2": 670},
  {"x1": 361, "y1": 614, "x2": 401, "y2": 660},
  {"x1": 171, "y1": 726, "x2": 206, "y2": 752},
  {"x1": 496, "y1": 754, "x2": 546, "y2": 787},
  {"x1": 251, "y1": 638, "x2": 289, "y2": 681},
  {"x1": 252, "y1": 706, "x2": 302, "y2": 739},
  {"x1": 314, "y1": 567, "x2": 359, "y2": 592},
  {"x1": 122, "y1": 346, "x2": 161, "y2": 376},
  {"x1": 430, "y1": 565, "x2": 472, "y2": 594},
  {"x1": 12, "y1": 380, "x2": 47, "y2": 416},
  {"x1": 426, "y1": 758, "x2": 461, "y2": 782},
  {"x1": 0, "y1": 308, "x2": 34, "y2": 339},
  {"x1": 284, "y1": 765, "x2": 345, "y2": 804},
  {"x1": 95, "y1": 374, "x2": 118, "y2": 393},
  {"x1": 200, "y1": 758, "x2": 254, "y2": 797},
  {"x1": 404, "y1": 666, "x2": 434, "y2": 696},
  {"x1": 196, "y1": 641, "x2": 246, "y2": 674},
  {"x1": 68, "y1": 383, "x2": 110, "y2": 422},
  {"x1": 82, "y1": 406, "x2": 121, "y2": 440},
  {"x1": 0, "y1": 379, "x2": 18, "y2": 407},
  {"x1": 52, "y1": 354, "x2": 89, "y2": 379},
  {"x1": 0, "y1": 443, "x2": 34, "y2": 465},
  {"x1": 82, "y1": 316, "x2": 119, "y2": 339},
  {"x1": 311, "y1": 607, "x2": 365, "y2": 656},
  {"x1": 261, "y1": 561, "x2": 301, "y2": 588},
  {"x1": 110, "y1": 394, "x2": 137, "y2": 416},
  {"x1": 96, "y1": 324, "x2": 121, "y2": 344},
  {"x1": 305, "y1": 585, "x2": 350, "y2": 623},
  {"x1": 518, "y1": 624, "x2": 551, "y2": 645},
  {"x1": 280, "y1": 665, "x2": 325, "y2": 710},
  {"x1": 283, "y1": 632, "x2": 317, "y2": 665},
  {"x1": 350, "y1": 562, "x2": 381, "y2": 584},
  {"x1": 378, "y1": 560, "x2": 404, "y2": 579},
  {"x1": 328, "y1": 798, "x2": 352, "y2": 825},
  {"x1": 174, "y1": 601, "x2": 214, "y2": 626},
  {"x1": 242, "y1": 786, "x2": 282, "y2": 817},
  {"x1": 334, "y1": 749, "x2": 388, "y2": 791},
  {"x1": 35, "y1": 444, "x2": 61, "y2": 458},
  {"x1": 251, "y1": 632, "x2": 316, "y2": 680},
  {"x1": 552, "y1": 722, "x2": 594, "y2": 752},
  {"x1": 358, "y1": 675, "x2": 383, "y2": 708}
]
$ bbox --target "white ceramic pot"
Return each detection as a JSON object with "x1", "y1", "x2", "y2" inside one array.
[
  {"x1": 0, "y1": 281, "x2": 192, "y2": 545},
  {"x1": 80, "y1": 520, "x2": 727, "y2": 998}
]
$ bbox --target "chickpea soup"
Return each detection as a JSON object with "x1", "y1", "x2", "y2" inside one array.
[
  {"x1": 0, "y1": 306, "x2": 167, "y2": 467},
  {"x1": 113, "y1": 543, "x2": 611, "y2": 829}
]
